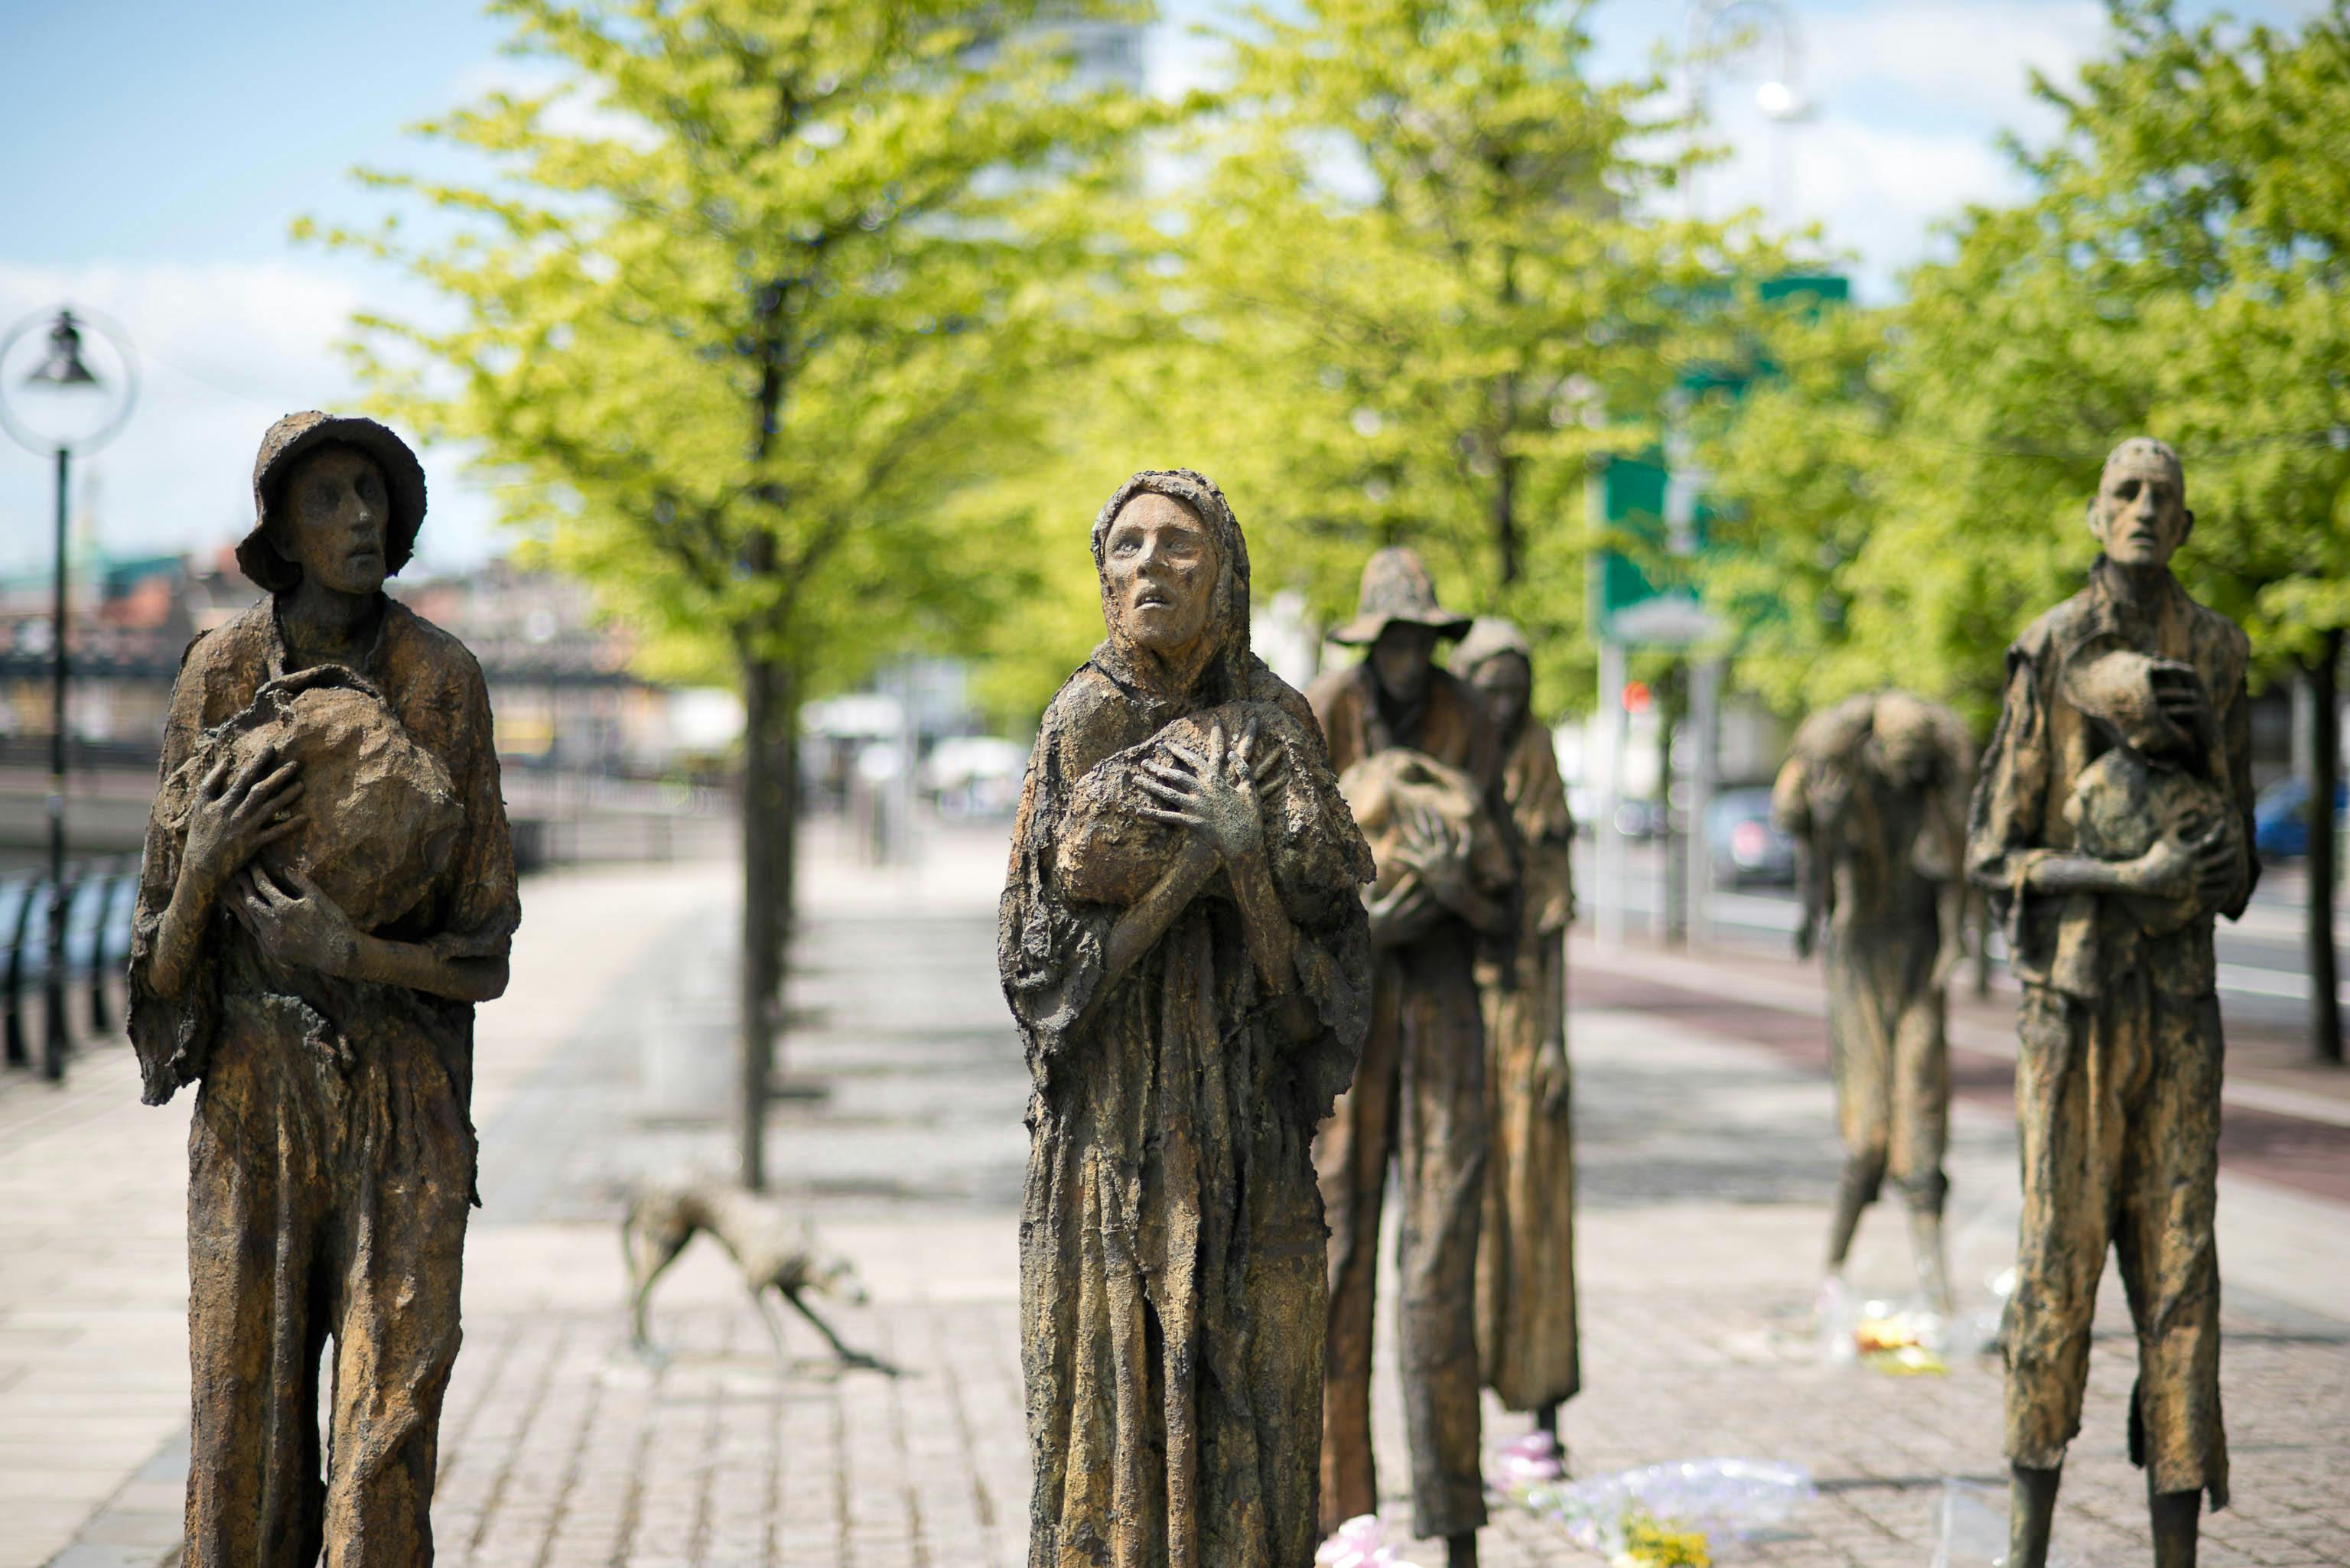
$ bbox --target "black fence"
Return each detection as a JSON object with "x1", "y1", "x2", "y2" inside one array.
[{"x1": 1, "y1": 858, "x2": 138, "y2": 1081}]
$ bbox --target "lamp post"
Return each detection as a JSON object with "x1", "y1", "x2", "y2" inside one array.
[
  {"x1": 1686, "y1": 0, "x2": 1810, "y2": 225},
  {"x1": 0, "y1": 307, "x2": 138, "y2": 1082}
]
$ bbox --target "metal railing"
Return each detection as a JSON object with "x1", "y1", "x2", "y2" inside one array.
[{"x1": 1, "y1": 857, "x2": 138, "y2": 1082}]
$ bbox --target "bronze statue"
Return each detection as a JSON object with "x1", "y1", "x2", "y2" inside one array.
[
  {"x1": 1967, "y1": 438, "x2": 2255, "y2": 1568},
  {"x1": 1310, "y1": 548, "x2": 1516, "y2": 1568},
  {"x1": 1001, "y1": 470, "x2": 1374, "y2": 1568},
  {"x1": 1450, "y1": 619, "x2": 1580, "y2": 1447},
  {"x1": 1772, "y1": 690, "x2": 1972, "y2": 1315},
  {"x1": 129, "y1": 413, "x2": 519, "y2": 1566}
]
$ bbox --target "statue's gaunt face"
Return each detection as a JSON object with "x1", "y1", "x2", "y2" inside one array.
[
  {"x1": 1369, "y1": 622, "x2": 1440, "y2": 708},
  {"x1": 276, "y1": 444, "x2": 392, "y2": 597},
  {"x1": 1102, "y1": 492, "x2": 1219, "y2": 659},
  {"x1": 2090, "y1": 455, "x2": 2191, "y2": 572},
  {"x1": 1468, "y1": 651, "x2": 1532, "y2": 737}
]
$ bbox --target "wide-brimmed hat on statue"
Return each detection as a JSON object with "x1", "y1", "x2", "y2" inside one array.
[
  {"x1": 238, "y1": 412, "x2": 427, "y2": 593},
  {"x1": 1330, "y1": 546, "x2": 1473, "y2": 646}
]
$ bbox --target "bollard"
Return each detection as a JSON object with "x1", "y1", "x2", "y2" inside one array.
[
  {"x1": 2, "y1": 873, "x2": 40, "y2": 1069},
  {"x1": 89, "y1": 861, "x2": 129, "y2": 1036},
  {"x1": 45, "y1": 867, "x2": 79, "y2": 1076}
]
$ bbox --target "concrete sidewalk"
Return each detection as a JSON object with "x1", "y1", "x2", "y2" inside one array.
[{"x1": 5, "y1": 819, "x2": 2345, "y2": 1567}]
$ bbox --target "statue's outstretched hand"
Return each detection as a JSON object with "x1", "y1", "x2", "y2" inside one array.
[
  {"x1": 184, "y1": 745, "x2": 306, "y2": 894},
  {"x1": 231, "y1": 864, "x2": 360, "y2": 978}
]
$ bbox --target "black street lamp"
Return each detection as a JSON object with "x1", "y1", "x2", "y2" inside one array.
[{"x1": 0, "y1": 307, "x2": 138, "y2": 1082}]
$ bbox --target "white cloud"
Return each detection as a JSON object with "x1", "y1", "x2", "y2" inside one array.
[
  {"x1": 0, "y1": 260, "x2": 500, "y2": 578},
  {"x1": 1685, "y1": 110, "x2": 2031, "y2": 295},
  {"x1": 1634, "y1": 0, "x2": 2120, "y2": 295},
  {"x1": 1803, "y1": 2, "x2": 2110, "y2": 131}
]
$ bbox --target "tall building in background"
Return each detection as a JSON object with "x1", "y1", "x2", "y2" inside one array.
[{"x1": 964, "y1": 6, "x2": 1147, "y2": 93}]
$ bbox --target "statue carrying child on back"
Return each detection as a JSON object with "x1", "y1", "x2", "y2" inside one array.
[{"x1": 1968, "y1": 437, "x2": 2255, "y2": 1568}]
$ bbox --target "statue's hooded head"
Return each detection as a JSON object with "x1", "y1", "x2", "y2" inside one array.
[
  {"x1": 1452, "y1": 616, "x2": 1535, "y2": 737},
  {"x1": 1089, "y1": 469, "x2": 1251, "y2": 702},
  {"x1": 241, "y1": 412, "x2": 426, "y2": 595}
]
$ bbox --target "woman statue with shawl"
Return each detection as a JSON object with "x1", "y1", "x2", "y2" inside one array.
[
  {"x1": 1452, "y1": 619, "x2": 1580, "y2": 1448},
  {"x1": 1001, "y1": 470, "x2": 1373, "y2": 1568}
]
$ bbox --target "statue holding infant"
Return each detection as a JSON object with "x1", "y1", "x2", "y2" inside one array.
[
  {"x1": 129, "y1": 412, "x2": 518, "y2": 1567},
  {"x1": 1000, "y1": 470, "x2": 1375, "y2": 1568}
]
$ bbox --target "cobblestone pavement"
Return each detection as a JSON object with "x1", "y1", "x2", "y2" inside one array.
[{"x1": 8, "y1": 821, "x2": 2346, "y2": 1568}]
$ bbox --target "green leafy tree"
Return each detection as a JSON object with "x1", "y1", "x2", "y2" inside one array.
[
  {"x1": 312, "y1": 0, "x2": 1153, "y2": 1182},
  {"x1": 997, "y1": 0, "x2": 1786, "y2": 721},
  {"x1": 1700, "y1": 0, "x2": 2350, "y2": 1059}
]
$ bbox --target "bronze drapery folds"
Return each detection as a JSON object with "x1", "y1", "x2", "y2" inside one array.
[
  {"x1": 1452, "y1": 619, "x2": 1579, "y2": 1434},
  {"x1": 131, "y1": 413, "x2": 518, "y2": 1567},
  {"x1": 1773, "y1": 690, "x2": 1973, "y2": 1313},
  {"x1": 1966, "y1": 438, "x2": 2255, "y2": 1568},
  {"x1": 1310, "y1": 549, "x2": 1518, "y2": 1558},
  {"x1": 1001, "y1": 470, "x2": 1373, "y2": 1568}
]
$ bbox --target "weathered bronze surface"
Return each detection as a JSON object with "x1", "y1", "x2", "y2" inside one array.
[
  {"x1": 1966, "y1": 438, "x2": 2255, "y2": 1566},
  {"x1": 1001, "y1": 471, "x2": 1373, "y2": 1568},
  {"x1": 1772, "y1": 690, "x2": 1973, "y2": 1313},
  {"x1": 1308, "y1": 549, "x2": 1516, "y2": 1548},
  {"x1": 129, "y1": 413, "x2": 519, "y2": 1567},
  {"x1": 1452, "y1": 620, "x2": 1579, "y2": 1432}
]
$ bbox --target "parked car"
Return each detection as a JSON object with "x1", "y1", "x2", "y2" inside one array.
[
  {"x1": 1705, "y1": 787, "x2": 1798, "y2": 887},
  {"x1": 925, "y1": 734, "x2": 1031, "y2": 819},
  {"x1": 1613, "y1": 798, "x2": 1668, "y2": 841},
  {"x1": 2253, "y1": 776, "x2": 2349, "y2": 860}
]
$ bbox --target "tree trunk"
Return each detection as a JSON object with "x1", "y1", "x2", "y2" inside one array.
[
  {"x1": 737, "y1": 265, "x2": 796, "y2": 1183},
  {"x1": 776, "y1": 688, "x2": 799, "y2": 952},
  {"x1": 1491, "y1": 382, "x2": 1520, "y2": 590},
  {"x1": 737, "y1": 651, "x2": 792, "y2": 1189},
  {"x1": 2308, "y1": 630, "x2": 2343, "y2": 1066},
  {"x1": 1491, "y1": 246, "x2": 1522, "y2": 590}
]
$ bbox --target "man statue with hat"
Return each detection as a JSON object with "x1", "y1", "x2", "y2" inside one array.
[
  {"x1": 1309, "y1": 548, "x2": 1518, "y2": 1568},
  {"x1": 129, "y1": 413, "x2": 519, "y2": 1566},
  {"x1": 1967, "y1": 437, "x2": 2255, "y2": 1568},
  {"x1": 1772, "y1": 690, "x2": 1973, "y2": 1318}
]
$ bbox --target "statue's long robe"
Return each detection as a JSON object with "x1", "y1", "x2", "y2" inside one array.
[
  {"x1": 1002, "y1": 645, "x2": 1371, "y2": 1568},
  {"x1": 1474, "y1": 714, "x2": 1579, "y2": 1413},
  {"x1": 128, "y1": 597, "x2": 518, "y2": 1568},
  {"x1": 1307, "y1": 661, "x2": 1512, "y2": 1540},
  {"x1": 1967, "y1": 557, "x2": 2255, "y2": 1510}
]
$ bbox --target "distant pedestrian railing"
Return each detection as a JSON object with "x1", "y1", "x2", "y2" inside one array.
[{"x1": 1, "y1": 857, "x2": 138, "y2": 1082}]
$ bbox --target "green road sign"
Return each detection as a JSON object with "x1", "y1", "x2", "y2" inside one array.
[
  {"x1": 1592, "y1": 273, "x2": 1848, "y2": 649},
  {"x1": 1593, "y1": 450, "x2": 1716, "y2": 647}
]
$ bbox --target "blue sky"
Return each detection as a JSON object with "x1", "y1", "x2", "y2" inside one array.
[{"x1": 0, "y1": 0, "x2": 2329, "y2": 578}]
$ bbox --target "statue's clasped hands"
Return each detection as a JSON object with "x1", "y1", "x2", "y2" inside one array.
[
  {"x1": 231, "y1": 863, "x2": 363, "y2": 979},
  {"x1": 184, "y1": 742, "x2": 366, "y2": 979},
  {"x1": 1390, "y1": 804, "x2": 1476, "y2": 914},
  {"x1": 1136, "y1": 718, "x2": 1284, "y2": 865},
  {"x1": 182, "y1": 744, "x2": 306, "y2": 897}
]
